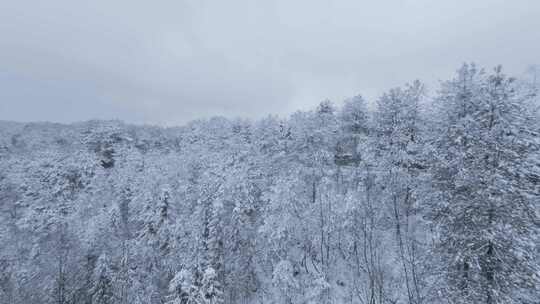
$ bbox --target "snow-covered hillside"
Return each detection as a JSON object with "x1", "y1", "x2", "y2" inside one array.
[{"x1": 0, "y1": 65, "x2": 538, "y2": 304}]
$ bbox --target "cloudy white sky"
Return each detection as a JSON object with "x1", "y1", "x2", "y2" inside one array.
[{"x1": 1, "y1": 0, "x2": 539, "y2": 125}]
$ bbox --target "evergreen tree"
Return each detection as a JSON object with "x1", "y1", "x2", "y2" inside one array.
[
  {"x1": 430, "y1": 64, "x2": 540, "y2": 304},
  {"x1": 201, "y1": 267, "x2": 224, "y2": 304},
  {"x1": 167, "y1": 269, "x2": 198, "y2": 304}
]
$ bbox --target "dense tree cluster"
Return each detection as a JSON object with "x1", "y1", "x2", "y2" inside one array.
[{"x1": 0, "y1": 65, "x2": 538, "y2": 304}]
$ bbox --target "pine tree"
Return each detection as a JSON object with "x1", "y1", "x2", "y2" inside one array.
[
  {"x1": 167, "y1": 269, "x2": 198, "y2": 304},
  {"x1": 201, "y1": 267, "x2": 223, "y2": 304},
  {"x1": 137, "y1": 185, "x2": 174, "y2": 304},
  {"x1": 430, "y1": 64, "x2": 540, "y2": 304}
]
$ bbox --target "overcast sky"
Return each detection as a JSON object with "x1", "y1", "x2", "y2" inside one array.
[{"x1": 1, "y1": 0, "x2": 539, "y2": 125}]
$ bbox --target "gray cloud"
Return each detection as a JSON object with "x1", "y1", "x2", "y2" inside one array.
[{"x1": 1, "y1": 0, "x2": 539, "y2": 125}]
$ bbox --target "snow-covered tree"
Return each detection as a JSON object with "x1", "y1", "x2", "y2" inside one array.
[
  {"x1": 167, "y1": 269, "x2": 198, "y2": 304},
  {"x1": 201, "y1": 267, "x2": 223, "y2": 304},
  {"x1": 429, "y1": 64, "x2": 540, "y2": 304},
  {"x1": 90, "y1": 254, "x2": 114, "y2": 304},
  {"x1": 374, "y1": 80, "x2": 429, "y2": 304}
]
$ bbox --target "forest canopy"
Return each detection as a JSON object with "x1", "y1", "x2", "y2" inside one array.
[{"x1": 0, "y1": 64, "x2": 539, "y2": 304}]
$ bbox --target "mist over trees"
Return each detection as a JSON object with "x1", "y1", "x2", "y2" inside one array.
[{"x1": 0, "y1": 64, "x2": 538, "y2": 304}]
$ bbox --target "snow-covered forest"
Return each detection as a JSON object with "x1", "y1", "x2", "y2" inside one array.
[{"x1": 1, "y1": 64, "x2": 539, "y2": 304}]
